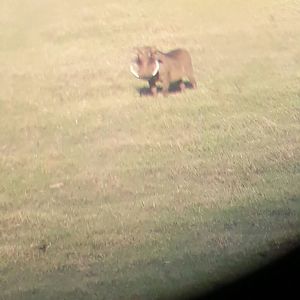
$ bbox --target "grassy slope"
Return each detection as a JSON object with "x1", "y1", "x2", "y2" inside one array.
[{"x1": 0, "y1": 0, "x2": 299, "y2": 299}]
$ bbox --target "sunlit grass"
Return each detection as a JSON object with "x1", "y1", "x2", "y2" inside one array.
[{"x1": 0, "y1": 0, "x2": 299, "y2": 299}]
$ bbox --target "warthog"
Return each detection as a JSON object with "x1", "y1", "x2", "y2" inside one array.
[{"x1": 130, "y1": 47, "x2": 197, "y2": 97}]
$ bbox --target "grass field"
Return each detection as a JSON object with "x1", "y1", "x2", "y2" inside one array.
[{"x1": 0, "y1": 0, "x2": 300, "y2": 299}]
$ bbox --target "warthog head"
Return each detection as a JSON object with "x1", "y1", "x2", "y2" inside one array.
[{"x1": 130, "y1": 47, "x2": 160, "y2": 80}]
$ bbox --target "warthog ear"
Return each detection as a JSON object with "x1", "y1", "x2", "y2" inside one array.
[
  {"x1": 150, "y1": 47, "x2": 157, "y2": 55},
  {"x1": 131, "y1": 48, "x2": 141, "y2": 62},
  {"x1": 133, "y1": 47, "x2": 142, "y2": 54}
]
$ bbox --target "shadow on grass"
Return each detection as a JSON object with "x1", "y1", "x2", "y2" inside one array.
[
  {"x1": 137, "y1": 81, "x2": 195, "y2": 97},
  {"x1": 3, "y1": 197, "x2": 300, "y2": 300},
  {"x1": 167, "y1": 241, "x2": 300, "y2": 300},
  {"x1": 4, "y1": 238, "x2": 300, "y2": 300}
]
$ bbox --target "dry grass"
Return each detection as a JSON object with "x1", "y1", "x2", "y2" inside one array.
[{"x1": 0, "y1": 0, "x2": 300, "y2": 299}]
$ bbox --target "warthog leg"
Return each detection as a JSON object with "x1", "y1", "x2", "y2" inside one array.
[
  {"x1": 188, "y1": 75, "x2": 197, "y2": 89},
  {"x1": 149, "y1": 78, "x2": 158, "y2": 97},
  {"x1": 179, "y1": 80, "x2": 185, "y2": 92}
]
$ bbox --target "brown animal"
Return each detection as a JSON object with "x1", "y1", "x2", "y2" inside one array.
[{"x1": 130, "y1": 47, "x2": 197, "y2": 97}]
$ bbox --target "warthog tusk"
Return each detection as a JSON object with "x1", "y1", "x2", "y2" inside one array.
[
  {"x1": 152, "y1": 60, "x2": 159, "y2": 76},
  {"x1": 130, "y1": 64, "x2": 140, "y2": 78}
]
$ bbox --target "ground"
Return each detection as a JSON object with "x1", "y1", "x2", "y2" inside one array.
[{"x1": 0, "y1": 0, "x2": 299, "y2": 299}]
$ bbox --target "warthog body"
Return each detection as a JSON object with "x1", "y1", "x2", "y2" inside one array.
[{"x1": 130, "y1": 47, "x2": 196, "y2": 97}]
